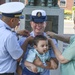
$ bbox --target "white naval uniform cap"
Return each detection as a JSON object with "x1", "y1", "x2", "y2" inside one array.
[
  {"x1": 0, "y1": 2, "x2": 25, "y2": 19},
  {"x1": 30, "y1": 9, "x2": 47, "y2": 23}
]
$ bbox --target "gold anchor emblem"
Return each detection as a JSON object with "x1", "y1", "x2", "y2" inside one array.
[{"x1": 37, "y1": 12, "x2": 42, "y2": 17}]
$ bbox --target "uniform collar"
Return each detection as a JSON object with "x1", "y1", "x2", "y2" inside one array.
[
  {"x1": 0, "y1": 19, "x2": 5, "y2": 27},
  {"x1": 34, "y1": 49, "x2": 45, "y2": 56},
  {"x1": 30, "y1": 31, "x2": 47, "y2": 37},
  {"x1": 0, "y1": 19, "x2": 14, "y2": 32}
]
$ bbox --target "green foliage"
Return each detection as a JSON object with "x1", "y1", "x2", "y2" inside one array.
[
  {"x1": 64, "y1": 10, "x2": 72, "y2": 15},
  {"x1": 72, "y1": 6, "x2": 75, "y2": 11},
  {"x1": 64, "y1": 14, "x2": 72, "y2": 20}
]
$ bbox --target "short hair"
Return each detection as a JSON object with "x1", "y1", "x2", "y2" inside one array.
[{"x1": 33, "y1": 35, "x2": 47, "y2": 46}]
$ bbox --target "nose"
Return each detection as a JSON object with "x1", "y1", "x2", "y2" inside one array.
[{"x1": 44, "y1": 46, "x2": 48, "y2": 50}]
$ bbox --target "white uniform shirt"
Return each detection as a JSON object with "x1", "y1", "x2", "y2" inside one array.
[{"x1": 0, "y1": 20, "x2": 23, "y2": 73}]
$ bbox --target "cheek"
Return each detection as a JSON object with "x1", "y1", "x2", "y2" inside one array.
[
  {"x1": 39, "y1": 47, "x2": 43, "y2": 52},
  {"x1": 31, "y1": 26, "x2": 36, "y2": 30},
  {"x1": 42, "y1": 25, "x2": 46, "y2": 30},
  {"x1": 41, "y1": 24, "x2": 46, "y2": 29},
  {"x1": 44, "y1": 24, "x2": 46, "y2": 28},
  {"x1": 31, "y1": 24, "x2": 35, "y2": 29}
]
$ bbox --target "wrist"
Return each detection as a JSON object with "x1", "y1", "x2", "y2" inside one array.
[
  {"x1": 53, "y1": 33, "x2": 57, "y2": 38},
  {"x1": 48, "y1": 38, "x2": 53, "y2": 43},
  {"x1": 51, "y1": 33, "x2": 56, "y2": 38}
]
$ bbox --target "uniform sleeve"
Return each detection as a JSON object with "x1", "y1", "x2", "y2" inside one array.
[
  {"x1": 18, "y1": 36, "x2": 27, "y2": 46},
  {"x1": 26, "y1": 49, "x2": 36, "y2": 63},
  {"x1": 62, "y1": 36, "x2": 75, "y2": 60},
  {"x1": 6, "y1": 33, "x2": 23, "y2": 60}
]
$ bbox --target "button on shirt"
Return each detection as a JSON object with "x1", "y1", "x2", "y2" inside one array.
[
  {"x1": 19, "y1": 31, "x2": 58, "y2": 75},
  {"x1": 0, "y1": 20, "x2": 23, "y2": 73}
]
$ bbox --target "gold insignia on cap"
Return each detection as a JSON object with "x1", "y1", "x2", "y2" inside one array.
[
  {"x1": 15, "y1": 14, "x2": 22, "y2": 17},
  {"x1": 36, "y1": 12, "x2": 42, "y2": 17}
]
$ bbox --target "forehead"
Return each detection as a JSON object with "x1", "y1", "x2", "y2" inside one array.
[
  {"x1": 37, "y1": 40, "x2": 48, "y2": 44},
  {"x1": 31, "y1": 21, "x2": 45, "y2": 24}
]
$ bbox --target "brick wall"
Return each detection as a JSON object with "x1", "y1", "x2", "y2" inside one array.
[
  {"x1": 0, "y1": 0, "x2": 20, "y2": 5},
  {"x1": 65, "y1": 0, "x2": 73, "y2": 10},
  {"x1": 0, "y1": 0, "x2": 5, "y2": 5},
  {"x1": 58, "y1": 0, "x2": 74, "y2": 11},
  {"x1": 11, "y1": 0, "x2": 19, "y2": 2}
]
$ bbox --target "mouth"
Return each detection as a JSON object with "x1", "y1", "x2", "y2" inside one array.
[
  {"x1": 36, "y1": 26, "x2": 42, "y2": 29},
  {"x1": 36, "y1": 28, "x2": 42, "y2": 30},
  {"x1": 43, "y1": 50, "x2": 47, "y2": 53}
]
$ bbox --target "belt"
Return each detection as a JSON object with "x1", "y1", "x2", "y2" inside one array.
[{"x1": 0, "y1": 73, "x2": 14, "y2": 75}]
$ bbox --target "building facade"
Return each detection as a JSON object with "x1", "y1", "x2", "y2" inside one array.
[
  {"x1": 0, "y1": 0, "x2": 24, "y2": 4},
  {"x1": 0, "y1": 0, "x2": 74, "y2": 11},
  {"x1": 58, "y1": 0, "x2": 74, "y2": 11}
]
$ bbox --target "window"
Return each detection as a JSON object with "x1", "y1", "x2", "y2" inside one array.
[
  {"x1": 9, "y1": 0, "x2": 24, "y2": 3},
  {"x1": 74, "y1": 0, "x2": 75, "y2": 6},
  {"x1": 9, "y1": 0, "x2": 20, "y2": 2},
  {"x1": 60, "y1": 0, "x2": 66, "y2": 7},
  {"x1": 0, "y1": 0, "x2": 5, "y2": 4}
]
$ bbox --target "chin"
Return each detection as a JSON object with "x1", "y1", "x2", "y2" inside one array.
[{"x1": 37, "y1": 32, "x2": 43, "y2": 35}]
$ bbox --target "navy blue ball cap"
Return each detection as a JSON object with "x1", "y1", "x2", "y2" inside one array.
[
  {"x1": 30, "y1": 10, "x2": 47, "y2": 22},
  {"x1": 0, "y1": 2, "x2": 25, "y2": 19}
]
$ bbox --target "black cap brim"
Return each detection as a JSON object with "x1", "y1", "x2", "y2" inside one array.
[{"x1": 30, "y1": 16, "x2": 47, "y2": 23}]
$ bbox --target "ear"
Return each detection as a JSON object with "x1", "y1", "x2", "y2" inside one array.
[
  {"x1": 30, "y1": 21, "x2": 33, "y2": 27},
  {"x1": 33, "y1": 45, "x2": 37, "y2": 49},
  {"x1": 10, "y1": 18, "x2": 14, "y2": 22},
  {"x1": 30, "y1": 21, "x2": 32, "y2": 25},
  {"x1": 44, "y1": 22, "x2": 47, "y2": 26}
]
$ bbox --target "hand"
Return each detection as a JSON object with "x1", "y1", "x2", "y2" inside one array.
[
  {"x1": 49, "y1": 58, "x2": 58, "y2": 69},
  {"x1": 46, "y1": 58, "x2": 58, "y2": 69},
  {"x1": 16, "y1": 65, "x2": 22, "y2": 75},
  {"x1": 27, "y1": 36, "x2": 34, "y2": 45},
  {"x1": 17, "y1": 30, "x2": 30, "y2": 37},
  {"x1": 33, "y1": 56, "x2": 44, "y2": 68},
  {"x1": 29, "y1": 64, "x2": 38, "y2": 73},
  {"x1": 45, "y1": 61, "x2": 51, "y2": 69},
  {"x1": 24, "y1": 61, "x2": 38, "y2": 73},
  {"x1": 46, "y1": 31, "x2": 56, "y2": 38},
  {"x1": 25, "y1": 0, "x2": 28, "y2": 6}
]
